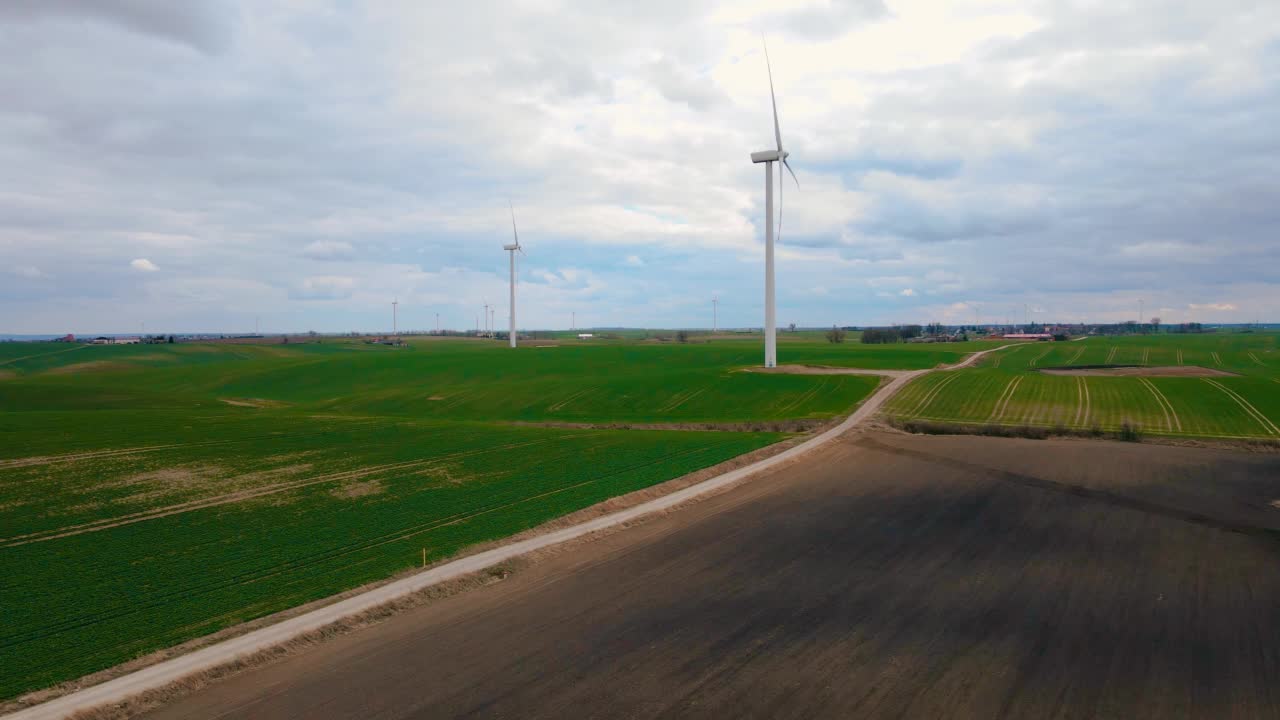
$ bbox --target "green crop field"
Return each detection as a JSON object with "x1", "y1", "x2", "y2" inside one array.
[
  {"x1": 886, "y1": 332, "x2": 1280, "y2": 440},
  {"x1": 0, "y1": 334, "x2": 953, "y2": 700}
]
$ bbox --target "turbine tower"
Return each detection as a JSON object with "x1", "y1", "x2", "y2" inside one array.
[
  {"x1": 750, "y1": 38, "x2": 798, "y2": 368},
  {"x1": 504, "y1": 201, "x2": 524, "y2": 348},
  {"x1": 392, "y1": 298, "x2": 398, "y2": 336}
]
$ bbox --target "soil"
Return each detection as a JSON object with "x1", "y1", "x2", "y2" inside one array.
[
  {"x1": 330, "y1": 479, "x2": 384, "y2": 499},
  {"x1": 1039, "y1": 365, "x2": 1238, "y2": 377},
  {"x1": 140, "y1": 431, "x2": 1280, "y2": 719},
  {"x1": 218, "y1": 398, "x2": 285, "y2": 408},
  {"x1": 43, "y1": 360, "x2": 131, "y2": 375}
]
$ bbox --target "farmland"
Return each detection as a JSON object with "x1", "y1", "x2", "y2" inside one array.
[
  {"x1": 886, "y1": 332, "x2": 1280, "y2": 440},
  {"x1": 0, "y1": 334, "x2": 951, "y2": 701}
]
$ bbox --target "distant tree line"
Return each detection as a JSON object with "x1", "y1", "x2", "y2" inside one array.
[{"x1": 861, "y1": 328, "x2": 901, "y2": 344}]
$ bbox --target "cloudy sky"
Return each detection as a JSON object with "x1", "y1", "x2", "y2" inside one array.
[{"x1": 2, "y1": 0, "x2": 1278, "y2": 334}]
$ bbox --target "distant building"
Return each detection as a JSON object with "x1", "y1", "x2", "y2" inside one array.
[
  {"x1": 53, "y1": 334, "x2": 75, "y2": 343},
  {"x1": 577, "y1": 333, "x2": 594, "y2": 339},
  {"x1": 1002, "y1": 333, "x2": 1053, "y2": 341}
]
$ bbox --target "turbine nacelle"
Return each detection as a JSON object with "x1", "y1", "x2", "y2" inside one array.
[
  {"x1": 750, "y1": 149, "x2": 788, "y2": 164},
  {"x1": 503, "y1": 243, "x2": 519, "y2": 251}
]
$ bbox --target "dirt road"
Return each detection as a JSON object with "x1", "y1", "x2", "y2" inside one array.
[{"x1": 145, "y1": 432, "x2": 1280, "y2": 719}]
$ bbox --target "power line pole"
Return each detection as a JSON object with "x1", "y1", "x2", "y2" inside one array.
[
  {"x1": 392, "y1": 299, "x2": 398, "y2": 336},
  {"x1": 713, "y1": 297, "x2": 718, "y2": 332}
]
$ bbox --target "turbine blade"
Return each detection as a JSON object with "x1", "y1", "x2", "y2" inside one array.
[
  {"x1": 783, "y1": 158, "x2": 799, "y2": 188},
  {"x1": 763, "y1": 36, "x2": 783, "y2": 154}
]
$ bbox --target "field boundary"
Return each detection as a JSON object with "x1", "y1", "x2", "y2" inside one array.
[{"x1": 8, "y1": 341, "x2": 1039, "y2": 720}]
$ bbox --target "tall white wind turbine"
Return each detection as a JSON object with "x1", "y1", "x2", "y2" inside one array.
[
  {"x1": 751, "y1": 38, "x2": 798, "y2": 368},
  {"x1": 504, "y1": 201, "x2": 524, "y2": 348}
]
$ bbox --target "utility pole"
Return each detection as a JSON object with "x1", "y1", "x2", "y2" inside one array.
[
  {"x1": 392, "y1": 299, "x2": 398, "y2": 336},
  {"x1": 435, "y1": 313, "x2": 440, "y2": 334},
  {"x1": 572, "y1": 311, "x2": 575, "y2": 330},
  {"x1": 1139, "y1": 298, "x2": 1144, "y2": 333},
  {"x1": 713, "y1": 297, "x2": 718, "y2": 333}
]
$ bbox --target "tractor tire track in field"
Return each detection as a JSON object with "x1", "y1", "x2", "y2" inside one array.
[
  {"x1": 1177, "y1": 349, "x2": 1184, "y2": 365},
  {"x1": 0, "y1": 420, "x2": 391, "y2": 469},
  {"x1": 988, "y1": 376, "x2": 1023, "y2": 421},
  {"x1": 1142, "y1": 348, "x2": 1150, "y2": 364},
  {"x1": 778, "y1": 377, "x2": 828, "y2": 414},
  {"x1": 0, "y1": 434, "x2": 605, "y2": 548},
  {"x1": 912, "y1": 373, "x2": 959, "y2": 417},
  {"x1": 1249, "y1": 352, "x2": 1266, "y2": 367},
  {"x1": 1073, "y1": 377, "x2": 1091, "y2": 427},
  {"x1": 989, "y1": 345, "x2": 1024, "y2": 369},
  {"x1": 1202, "y1": 379, "x2": 1280, "y2": 436},
  {"x1": 1065, "y1": 346, "x2": 1085, "y2": 366},
  {"x1": 0, "y1": 344, "x2": 85, "y2": 367},
  {"x1": 547, "y1": 388, "x2": 592, "y2": 412},
  {"x1": 1106, "y1": 346, "x2": 1118, "y2": 364},
  {"x1": 1138, "y1": 378, "x2": 1181, "y2": 433},
  {"x1": 659, "y1": 387, "x2": 708, "y2": 413},
  {"x1": 1213, "y1": 351, "x2": 1223, "y2": 366},
  {"x1": 1028, "y1": 347, "x2": 1053, "y2": 367}
]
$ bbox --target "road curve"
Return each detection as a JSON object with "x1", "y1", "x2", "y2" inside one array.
[{"x1": 3, "y1": 344, "x2": 1017, "y2": 720}]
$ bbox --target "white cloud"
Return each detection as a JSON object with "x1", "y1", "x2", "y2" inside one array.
[
  {"x1": 11, "y1": 265, "x2": 46, "y2": 278},
  {"x1": 900, "y1": 288, "x2": 917, "y2": 297},
  {"x1": 624, "y1": 254, "x2": 644, "y2": 266},
  {"x1": 302, "y1": 240, "x2": 355, "y2": 260},
  {"x1": 1190, "y1": 302, "x2": 1237, "y2": 312},
  {"x1": 130, "y1": 258, "x2": 159, "y2": 272},
  {"x1": 292, "y1": 275, "x2": 355, "y2": 301}
]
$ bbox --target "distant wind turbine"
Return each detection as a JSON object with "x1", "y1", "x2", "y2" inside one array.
[
  {"x1": 504, "y1": 201, "x2": 524, "y2": 348},
  {"x1": 751, "y1": 37, "x2": 798, "y2": 368}
]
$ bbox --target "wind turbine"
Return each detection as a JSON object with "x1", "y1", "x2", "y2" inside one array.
[
  {"x1": 504, "y1": 201, "x2": 524, "y2": 348},
  {"x1": 751, "y1": 37, "x2": 798, "y2": 368}
]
